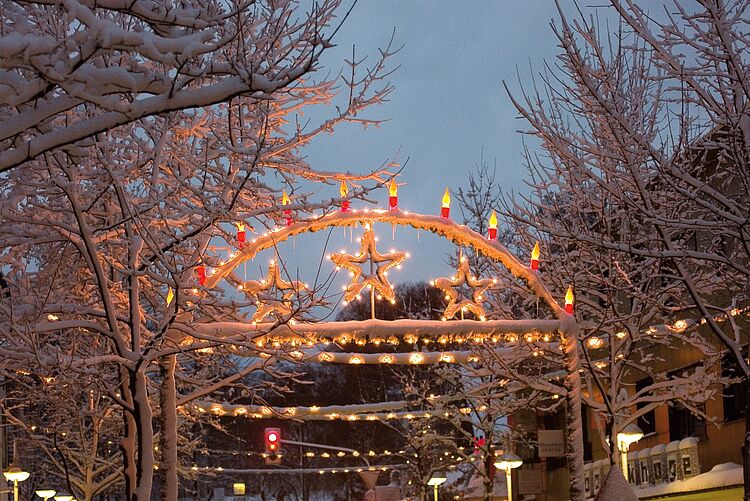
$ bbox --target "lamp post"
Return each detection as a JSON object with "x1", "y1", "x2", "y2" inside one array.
[
  {"x1": 35, "y1": 490, "x2": 57, "y2": 501},
  {"x1": 3, "y1": 443, "x2": 29, "y2": 501},
  {"x1": 3, "y1": 466, "x2": 30, "y2": 501},
  {"x1": 616, "y1": 423, "x2": 644, "y2": 482},
  {"x1": 494, "y1": 452, "x2": 523, "y2": 501},
  {"x1": 427, "y1": 472, "x2": 447, "y2": 501}
]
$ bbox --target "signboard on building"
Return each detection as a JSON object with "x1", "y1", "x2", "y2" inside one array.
[
  {"x1": 518, "y1": 469, "x2": 544, "y2": 494},
  {"x1": 538, "y1": 429, "x2": 566, "y2": 458}
]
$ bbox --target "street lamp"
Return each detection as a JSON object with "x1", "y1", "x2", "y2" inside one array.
[
  {"x1": 3, "y1": 466, "x2": 30, "y2": 501},
  {"x1": 494, "y1": 452, "x2": 523, "y2": 501},
  {"x1": 427, "y1": 472, "x2": 447, "y2": 501},
  {"x1": 617, "y1": 423, "x2": 644, "y2": 482},
  {"x1": 35, "y1": 490, "x2": 57, "y2": 501},
  {"x1": 3, "y1": 442, "x2": 29, "y2": 501},
  {"x1": 54, "y1": 495, "x2": 74, "y2": 501}
]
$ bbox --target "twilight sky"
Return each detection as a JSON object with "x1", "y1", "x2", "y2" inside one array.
[{"x1": 262, "y1": 1, "x2": 580, "y2": 308}]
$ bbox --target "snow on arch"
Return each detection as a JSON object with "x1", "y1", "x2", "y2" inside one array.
[{"x1": 205, "y1": 209, "x2": 569, "y2": 319}]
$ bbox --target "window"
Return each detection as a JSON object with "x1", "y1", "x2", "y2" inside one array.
[
  {"x1": 668, "y1": 401, "x2": 706, "y2": 441},
  {"x1": 581, "y1": 405, "x2": 593, "y2": 461},
  {"x1": 668, "y1": 364, "x2": 707, "y2": 441},
  {"x1": 722, "y1": 349, "x2": 749, "y2": 423},
  {"x1": 636, "y1": 378, "x2": 656, "y2": 435}
]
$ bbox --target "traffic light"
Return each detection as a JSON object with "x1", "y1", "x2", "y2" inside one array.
[{"x1": 264, "y1": 427, "x2": 281, "y2": 454}]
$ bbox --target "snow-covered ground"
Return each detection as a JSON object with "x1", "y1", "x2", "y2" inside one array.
[{"x1": 633, "y1": 463, "x2": 743, "y2": 499}]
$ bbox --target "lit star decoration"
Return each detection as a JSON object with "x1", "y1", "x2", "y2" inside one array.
[
  {"x1": 240, "y1": 259, "x2": 308, "y2": 322},
  {"x1": 330, "y1": 225, "x2": 407, "y2": 303},
  {"x1": 432, "y1": 256, "x2": 494, "y2": 321}
]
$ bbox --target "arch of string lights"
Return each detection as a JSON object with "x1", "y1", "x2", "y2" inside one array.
[
  {"x1": 173, "y1": 209, "x2": 572, "y2": 347},
  {"x1": 172, "y1": 207, "x2": 578, "y2": 425}
]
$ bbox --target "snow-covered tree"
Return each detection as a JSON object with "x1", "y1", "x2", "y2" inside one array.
[
  {"x1": 3, "y1": 368, "x2": 123, "y2": 499},
  {"x1": 0, "y1": 1, "x2": 399, "y2": 498},
  {"x1": 456, "y1": 152, "x2": 726, "y2": 501},
  {"x1": 501, "y1": 0, "x2": 750, "y2": 494}
]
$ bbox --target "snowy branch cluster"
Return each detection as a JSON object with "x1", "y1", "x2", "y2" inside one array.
[{"x1": 0, "y1": 0, "x2": 399, "y2": 498}]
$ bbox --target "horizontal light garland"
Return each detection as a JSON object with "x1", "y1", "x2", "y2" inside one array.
[
  {"x1": 192, "y1": 465, "x2": 400, "y2": 475},
  {"x1": 195, "y1": 447, "x2": 419, "y2": 459},
  {"x1": 174, "y1": 318, "x2": 563, "y2": 349},
  {"x1": 186, "y1": 396, "x2": 465, "y2": 422},
  {"x1": 305, "y1": 350, "x2": 482, "y2": 365},
  {"x1": 582, "y1": 305, "x2": 750, "y2": 351}
]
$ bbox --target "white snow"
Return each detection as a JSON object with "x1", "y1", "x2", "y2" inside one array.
[
  {"x1": 634, "y1": 463, "x2": 743, "y2": 498},
  {"x1": 594, "y1": 467, "x2": 638, "y2": 501}
]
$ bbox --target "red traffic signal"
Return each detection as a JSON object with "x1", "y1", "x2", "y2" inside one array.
[{"x1": 264, "y1": 427, "x2": 281, "y2": 454}]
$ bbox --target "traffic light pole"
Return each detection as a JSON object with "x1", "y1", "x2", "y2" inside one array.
[{"x1": 280, "y1": 439, "x2": 371, "y2": 467}]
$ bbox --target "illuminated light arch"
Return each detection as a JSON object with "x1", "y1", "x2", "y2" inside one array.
[
  {"x1": 204, "y1": 209, "x2": 568, "y2": 320},
  {"x1": 182, "y1": 209, "x2": 585, "y2": 492}
]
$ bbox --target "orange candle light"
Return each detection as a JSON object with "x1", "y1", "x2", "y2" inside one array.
[
  {"x1": 196, "y1": 263, "x2": 206, "y2": 285},
  {"x1": 565, "y1": 286, "x2": 574, "y2": 314},
  {"x1": 236, "y1": 222, "x2": 246, "y2": 249},
  {"x1": 388, "y1": 179, "x2": 398, "y2": 210},
  {"x1": 282, "y1": 190, "x2": 293, "y2": 226},
  {"x1": 530, "y1": 241, "x2": 540, "y2": 271},
  {"x1": 488, "y1": 210, "x2": 497, "y2": 240},
  {"x1": 440, "y1": 188, "x2": 450, "y2": 219},
  {"x1": 340, "y1": 181, "x2": 350, "y2": 212}
]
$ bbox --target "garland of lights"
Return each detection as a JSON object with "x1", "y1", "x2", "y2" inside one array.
[
  {"x1": 192, "y1": 465, "x2": 399, "y2": 475},
  {"x1": 202, "y1": 209, "x2": 568, "y2": 317},
  {"x1": 173, "y1": 318, "x2": 564, "y2": 349},
  {"x1": 186, "y1": 394, "x2": 466, "y2": 421}
]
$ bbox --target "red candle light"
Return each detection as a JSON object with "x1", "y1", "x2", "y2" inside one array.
[
  {"x1": 530, "y1": 241, "x2": 540, "y2": 271},
  {"x1": 196, "y1": 263, "x2": 206, "y2": 285},
  {"x1": 565, "y1": 286, "x2": 574, "y2": 314},
  {"x1": 389, "y1": 178, "x2": 398, "y2": 210},
  {"x1": 340, "y1": 181, "x2": 350, "y2": 212},
  {"x1": 236, "y1": 222, "x2": 246, "y2": 249},
  {"x1": 282, "y1": 190, "x2": 293, "y2": 226},
  {"x1": 440, "y1": 188, "x2": 450, "y2": 219},
  {"x1": 488, "y1": 210, "x2": 497, "y2": 240}
]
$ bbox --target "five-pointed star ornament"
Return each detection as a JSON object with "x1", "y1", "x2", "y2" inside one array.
[
  {"x1": 330, "y1": 225, "x2": 407, "y2": 303},
  {"x1": 240, "y1": 259, "x2": 308, "y2": 323},
  {"x1": 433, "y1": 256, "x2": 495, "y2": 321}
]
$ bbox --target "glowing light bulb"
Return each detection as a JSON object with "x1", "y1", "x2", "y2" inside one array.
[
  {"x1": 440, "y1": 188, "x2": 451, "y2": 218},
  {"x1": 282, "y1": 190, "x2": 293, "y2": 226},
  {"x1": 488, "y1": 210, "x2": 497, "y2": 240},
  {"x1": 340, "y1": 181, "x2": 350, "y2": 212},
  {"x1": 389, "y1": 178, "x2": 398, "y2": 210},
  {"x1": 565, "y1": 286, "x2": 574, "y2": 314},
  {"x1": 531, "y1": 241, "x2": 541, "y2": 270}
]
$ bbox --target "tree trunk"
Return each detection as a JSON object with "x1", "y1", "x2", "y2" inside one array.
[
  {"x1": 120, "y1": 368, "x2": 137, "y2": 499},
  {"x1": 482, "y1": 478, "x2": 493, "y2": 501},
  {"x1": 562, "y1": 330, "x2": 585, "y2": 501},
  {"x1": 160, "y1": 354, "x2": 179, "y2": 501},
  {"x1": 483, "y1": 454, "x2": 494, "y2": 501},
  {"x1": 743, "y1": 401, "x2": 750, "y2": 501},
  {"x1": 132, "y1": 367, "x2": 155, "y2": 500}
]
